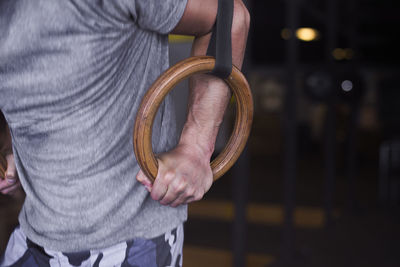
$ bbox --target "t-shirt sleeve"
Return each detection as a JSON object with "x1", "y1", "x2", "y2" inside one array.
[{"x1": 123, "y1": 0, "x2": 188, "y2": 34}]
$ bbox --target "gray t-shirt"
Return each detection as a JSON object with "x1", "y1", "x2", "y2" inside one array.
[{"x1": 0, "y1": 0, "x2": 188, "y2": 252}]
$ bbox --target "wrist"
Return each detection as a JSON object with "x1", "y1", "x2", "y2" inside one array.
[
  {"x1": 175, "y1": 142, "x2": 213, "y2": 170},
  {"x1": 178, "y1": 123, "x2": 217, "y2": 161}
]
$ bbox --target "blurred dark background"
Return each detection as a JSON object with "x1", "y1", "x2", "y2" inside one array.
[
  {"x1": 183, "y1": 0, "x2": 400, "y2": 266},
  {"x1": 1, "y1": 0, "x2": 400, "y2": 266}
]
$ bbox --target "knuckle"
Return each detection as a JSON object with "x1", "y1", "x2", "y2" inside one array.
[
  {"x1": 183, "y1": 187, "x2": 195, "y2": 198},
  {"x1": 175, "y1": 180, "x2": 188, "y2": 193},
  {"x1": 172, "y1": 200, "x2": 183, "y2": 207},
  {"x1": 150, "y1": 191, "x2": 161, "y2": 201},
  {"x1": 162, "y1": 171, "x2": 176, "y2": 183},
  {"x1": 193, "y1": 192, "x2": 204, "y2": 201},
  {"x1": 170, "y1": 181, "x2": 180, "y2": 191},
  {"x1": 160, "y1": 199, "x2": 169, "y2": 206}
]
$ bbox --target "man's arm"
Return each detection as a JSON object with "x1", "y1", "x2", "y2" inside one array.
[
  {"x1": 0, "y1": 111, "x2": 20, "y2": 195},
  {"x1": 136, "y1": 0, "x2": 250, "y2": 207}
]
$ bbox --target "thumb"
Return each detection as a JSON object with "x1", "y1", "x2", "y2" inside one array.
[
  {"x1": 5, "y1": 154, "x2": 17, "y2": 184},
  {"x1": 136, "y1": 170, "x2": 153, "y2": 192}
]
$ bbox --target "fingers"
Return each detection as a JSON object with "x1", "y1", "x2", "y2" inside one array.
[
  {"x1": 5, "y1": 154, "x2": 17, "y2": 180},
  {"x1": 137, "y1": 148, "x2": 213, "y2": 207},
  {"x1": 151, "y1": 170, "x2": 174, "y2": 203},
  {"x1": 136, "y1": 170, "x2": 153, "y2": 192},
  {"x1": 151, "y1": 171, "x2": 205, "y2": 207},
  {"x1": 170, "y1": 196, "x2": 194, "y2": 208},
  {"x1": 138, "y1": 167, "x2": 209, "y2": 207},
  {"x1": 0, "y1": 177, "x2": 20, "y2": 195},
  {"x1": 0, "y1": 153, "x2": 21, "y2": 196}
]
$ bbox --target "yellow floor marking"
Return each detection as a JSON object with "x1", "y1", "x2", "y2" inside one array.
[
  {"x1": 183, "y1": 245, "x2": 275, "y2": 267},
  {"x1": 189, "y1": 199, "x2": 340, "y2": 228}
]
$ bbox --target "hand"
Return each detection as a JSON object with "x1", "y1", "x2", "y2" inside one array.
[
  {"x1": 0, "y1": 153, "x2": 21, "y2": 196},
  {"x1": 136, "y1": 144, "x2": 213, "y2": 207}
]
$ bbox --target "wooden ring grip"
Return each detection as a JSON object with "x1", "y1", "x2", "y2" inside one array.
[
  {"x1": 133, "y1": 56, "x2": 253, "y2": 182},
  {"x1": 0, "y1": 154, "x2": 6, "y2": 176}
]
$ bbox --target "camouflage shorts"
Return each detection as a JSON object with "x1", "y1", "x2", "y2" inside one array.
[{"x1": 0, "y1": 224, "x2": 184, "y2": 267}]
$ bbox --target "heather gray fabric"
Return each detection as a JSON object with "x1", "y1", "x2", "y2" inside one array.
[{"x1": 0, "y1": 0, "x2": 188, "y2": 252}]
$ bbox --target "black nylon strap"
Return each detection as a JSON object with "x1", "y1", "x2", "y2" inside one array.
[{"x1": 206, "y1": 0, "x2": 234, "y2": 79}]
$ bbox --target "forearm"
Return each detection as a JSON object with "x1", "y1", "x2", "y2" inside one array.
[
  {"x1": 137, "y1": 1, "x2": 250, "y2": 204},
  {"x1": 178, "y1": 73, "x2": 230, "y2": 159},
  {"x1": 178, "y1": 0, "x2": 250, "y2": 158}
]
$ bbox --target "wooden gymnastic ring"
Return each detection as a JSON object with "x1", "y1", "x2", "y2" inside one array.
[
  {"x1": 0, "y1": 154, "x2": 6, "y2": 176},
  {"x1": 133, "y1": 56, "x2": 253, "y2": 182}
]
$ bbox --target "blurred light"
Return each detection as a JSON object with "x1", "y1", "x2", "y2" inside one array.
[
  {"x1": 344, "y1": 48, "x2": 354, "y2": 60},
  {"x1": 262, "y1": 97, "x2": 282, "y2": 111},
  {"x1": 333, "y1": 48, "x2": 354, "y2": 60},
  {"x1": 304, "y1": 71, "x2": 334, "y2": 102},
  {"x1": 341, "y1": 80, "x2": 353, "y2": 92},
  {"x1": 261, "y1": 79, "x2": 284, "y2": 112},
  {"x1": 281, "y1": 28, "x2": 292, "y2": 40},
  {"x1": 332, "y1": 48, "x2": 346, "y2": 60},
  {"x1": 295, "y1": 28, "x2": 319, "y2": 42}
]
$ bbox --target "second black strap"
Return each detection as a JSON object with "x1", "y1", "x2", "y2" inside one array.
[{"x1": 206, "y1": 0, "x2": 234, "y2": 79}]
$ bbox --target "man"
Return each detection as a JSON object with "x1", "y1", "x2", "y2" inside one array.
[{"x1": 0, "y1": 0, "x2": 249, "y2": 265}]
